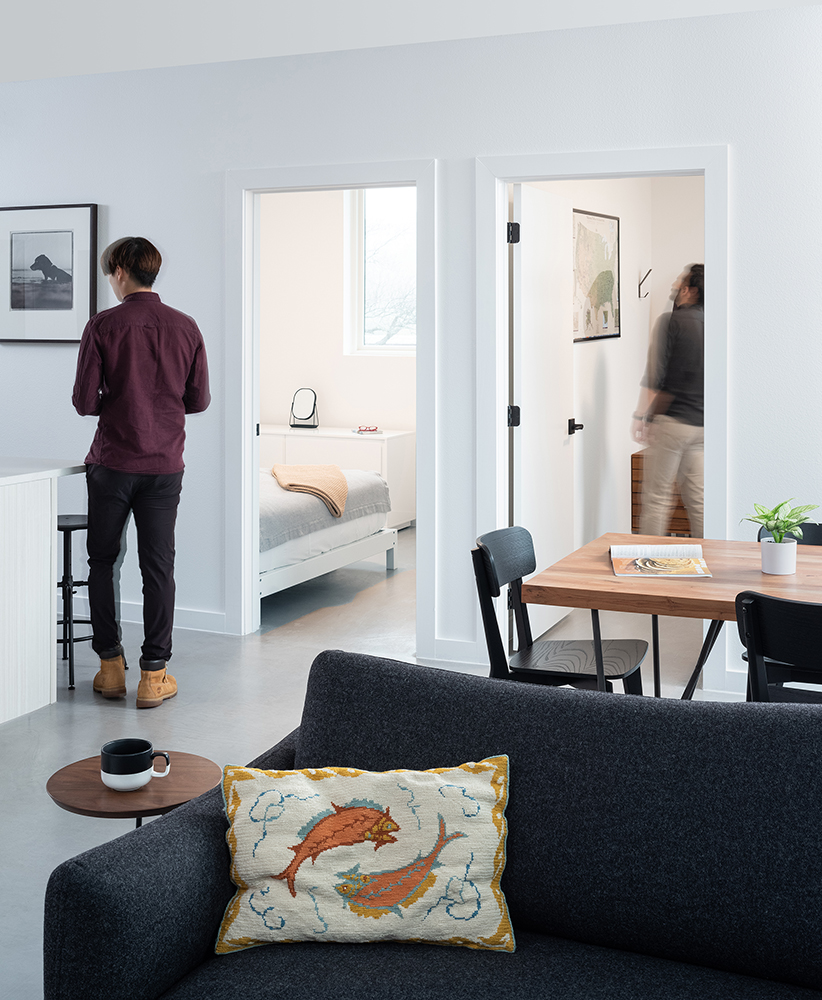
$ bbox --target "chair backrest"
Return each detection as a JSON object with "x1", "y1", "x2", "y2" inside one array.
[
  {"x1": 736, "y1": 590, "x2": 822, "y2": 701},
  {"x1": 475, "y1": 526, "x2": 537, "y2": 591},
  {"x1": 472, "y1": 527, "x2": 537, "y2": 679},
  {"x1": 757, "y1": 522, "x2": 822, "y2": 545}
]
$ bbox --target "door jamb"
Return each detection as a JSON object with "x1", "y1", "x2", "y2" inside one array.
[{"x1": 475, "y1": 147, "x2": 730, "y2": 692}]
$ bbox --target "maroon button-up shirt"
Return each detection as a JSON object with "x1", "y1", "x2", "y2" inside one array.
[{"x1": 72, "y1": 291, "x2": 210, "y2": 474}]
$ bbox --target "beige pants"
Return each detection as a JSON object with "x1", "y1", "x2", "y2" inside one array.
[{"x1": 639, "y1": 415, "x2": 704, "y2": 539}]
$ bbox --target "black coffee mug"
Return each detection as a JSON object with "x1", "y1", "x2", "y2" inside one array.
[{"x1": 100, "y1": 738, "x2": 171, "y2": 791}]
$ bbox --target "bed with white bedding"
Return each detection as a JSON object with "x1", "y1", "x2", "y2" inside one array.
[{"x1": 259, "y1": 468, "x2": 396, "y2": 599}]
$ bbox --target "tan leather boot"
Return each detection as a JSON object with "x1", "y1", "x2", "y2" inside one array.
[
  {"x1": 136, "y1": 660, "x2": 177, "y2": 709},
  {"x1": 92, "y1": 655, "x2": 127, "y2": 699}
]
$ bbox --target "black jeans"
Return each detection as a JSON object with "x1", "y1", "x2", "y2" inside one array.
[{"x1": 86, "y1": 464, "x2": 183, "y2": 663}]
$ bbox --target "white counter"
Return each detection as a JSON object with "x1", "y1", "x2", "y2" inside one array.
[
  {"x1": 0, "y1": 458, "x2": 86, "y2": 486},
  {"x1": 0, "y1": 459, "x2": 86, "y2": 724}
]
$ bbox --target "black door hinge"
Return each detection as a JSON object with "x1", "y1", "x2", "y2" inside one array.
[
  {"x1": 507, "y1": 405, "x2": 521, "y2": 427},
  {"x1": 256, "y1": 423, "x2": 260, "y2": 436},
  {"x1": 507, "y1": 222, "x2": 520, "y2": 244}
]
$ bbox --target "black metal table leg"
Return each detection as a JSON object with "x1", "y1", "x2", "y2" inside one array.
[
  {"x1": 590, "y1": 609, "x2": 607, "y2": 692},
  {"x1": 652, "y1": 614, "x2": 661, "y2": 697},
  {"x1": 681, "y1": 619, "x2": 725, "y2": 701}
]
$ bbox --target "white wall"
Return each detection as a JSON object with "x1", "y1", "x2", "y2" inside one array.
[
  {"x1": 2, "y1": 6, "x2": 822, "y2": 671},
  {"x1": 258, "y1": 190, "x2": 416, "y2": 431},
  {"x1": 648, "y1": 176, "x2": 706, "y2": 324},
  {"x1": 529, "y1": 176, "x2": 705, "y2": 548},
  {"x1": 530, "y1": 177, "x2": 654, "y2": 546}
]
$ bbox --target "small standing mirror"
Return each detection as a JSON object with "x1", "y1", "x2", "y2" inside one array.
[{"x1": 289, "y1": 387, "x2": 319, "y2": 428}]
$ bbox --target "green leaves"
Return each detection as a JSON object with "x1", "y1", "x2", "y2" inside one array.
[
  {"x1": 742, "y1": 498, "x2": 819, "y2": 544},
  {"x1": 788, "y1": 504, "x2": 818, "y2": 517}
]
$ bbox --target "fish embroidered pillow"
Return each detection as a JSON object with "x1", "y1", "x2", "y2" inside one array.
[{"x1": 216, "y1": 756, "x2": 514, "y2": 953}]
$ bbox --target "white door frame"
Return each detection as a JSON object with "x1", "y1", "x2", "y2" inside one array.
[
  {"x1": 224, "y1": 160, "x2": 437, "y2": 643},
  {"x1": 475, "y1": 147, "x2": 732, "y2": 694}
]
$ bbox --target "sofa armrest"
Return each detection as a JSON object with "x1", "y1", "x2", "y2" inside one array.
[{"x1": 44, "y1": 728, "x2": 299, "y2": 1000}]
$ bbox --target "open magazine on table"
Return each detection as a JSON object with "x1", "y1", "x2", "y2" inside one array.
[{"x1": 610, "y1": 544, "x2": 711, "y2": 577}]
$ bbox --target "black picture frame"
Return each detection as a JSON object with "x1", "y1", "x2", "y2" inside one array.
[
  {"x1": 572, "y1": 209, "x2": 620, "y2": 343},
  {"x1": 0, "y1": 203, "x2": 97, "y2": 342}
]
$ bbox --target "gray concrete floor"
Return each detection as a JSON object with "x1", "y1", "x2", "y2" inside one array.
[{"x1": 0, "y1": 525, "x2": 707, "y2": 999}]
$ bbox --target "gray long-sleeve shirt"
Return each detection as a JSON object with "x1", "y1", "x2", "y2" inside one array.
[{"x1": 641, "y1": 304, "x2": 704, "y2": 426}]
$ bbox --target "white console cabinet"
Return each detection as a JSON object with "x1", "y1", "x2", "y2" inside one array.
[
  {"x1": 0, "y1": 458, "x2": 85, "y2": 723},
  {"x1": 260, "y1": 425, "x2": 415, "y2": 529}
]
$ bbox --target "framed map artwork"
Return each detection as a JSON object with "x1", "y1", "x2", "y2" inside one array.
[{"x1": 572, "y1": 210, "x2": 620, "y2": 342}]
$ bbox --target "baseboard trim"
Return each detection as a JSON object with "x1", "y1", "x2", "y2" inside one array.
[
  {"x1": 414, "y1": 656, "x2": 488, "y2": 676},
  {"x1": 72, "y1": 597, "x2": 227, "y2": 635},
  {"x1": 700, "y1": 687, "x2": 745, "y2": 702}
]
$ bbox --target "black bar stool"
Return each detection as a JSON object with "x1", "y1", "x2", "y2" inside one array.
[{"x1": 57, "y1": 515, "x2": 93, "y2": 690}]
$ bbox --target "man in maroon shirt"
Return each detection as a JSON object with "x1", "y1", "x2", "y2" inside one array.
[{"x1": 73, "y1": 237, "x2": 210, "y2": 708}]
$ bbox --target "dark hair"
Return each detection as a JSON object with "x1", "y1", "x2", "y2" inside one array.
[
  {"x1": 683, "y1": 263, "x2": 704, "y2": 305},
  {"x1": 100, "y1": 237, "x2": 162, "y2": 288}
]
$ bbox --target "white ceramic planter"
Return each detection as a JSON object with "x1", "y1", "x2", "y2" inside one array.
[{"x1": 760, "y1": 537, "x2": 797, "y2": 575}]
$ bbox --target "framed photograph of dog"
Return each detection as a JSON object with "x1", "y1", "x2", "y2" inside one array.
[{"x1": 0, "y1": 203, "x2": 97, "y2": 342}]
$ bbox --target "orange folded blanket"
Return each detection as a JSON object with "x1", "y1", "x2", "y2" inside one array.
[{"x1": 271, "y1": 464, "x2": 348, "y2": 518}]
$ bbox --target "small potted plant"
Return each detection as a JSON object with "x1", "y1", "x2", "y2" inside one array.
[{"x1": 742, "y1": 499, "x2": 818, "y2": 575}]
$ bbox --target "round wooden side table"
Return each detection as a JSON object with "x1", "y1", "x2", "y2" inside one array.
[{"x1": 47, "y1": 751, "x2": 222, "y2": 828}]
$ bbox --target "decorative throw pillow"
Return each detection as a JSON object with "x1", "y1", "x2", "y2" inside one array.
[{"x1": 216, "y1": 756, "x2": 514, "y2": 953}]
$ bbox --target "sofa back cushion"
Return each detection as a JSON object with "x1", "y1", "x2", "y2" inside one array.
[{"x1": 294, "y1": 650, "x2": 822, "y2": 990}]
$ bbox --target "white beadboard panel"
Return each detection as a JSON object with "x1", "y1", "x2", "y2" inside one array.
[{"x1": 0, "y1": 478, "x2": 55, "y2": 724}]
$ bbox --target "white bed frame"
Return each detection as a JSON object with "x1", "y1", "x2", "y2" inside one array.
[{"x1": 259, "y1": 527, "x2": 397, "y2": 600}]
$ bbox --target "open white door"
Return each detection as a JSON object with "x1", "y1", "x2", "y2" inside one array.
[{"x1": 511, "y1": 183, "x2": 575, "y2": 636}]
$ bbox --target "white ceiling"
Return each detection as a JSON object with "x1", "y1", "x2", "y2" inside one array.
[{"x1": 1, "y1": 0, "x2": 816, "y2": 84}]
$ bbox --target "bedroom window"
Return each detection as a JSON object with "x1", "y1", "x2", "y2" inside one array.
[{"x1": 344, "y1": 186, "x2": 416, "y2": 355}]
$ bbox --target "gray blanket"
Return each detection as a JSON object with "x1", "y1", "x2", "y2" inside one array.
[{"x1": 259, "y1": 468, "x2": 391, "y2": 552}]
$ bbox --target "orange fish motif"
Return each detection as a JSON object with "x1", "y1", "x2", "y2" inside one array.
[
  {"x1": 335, "y1": 815, "x2": 465, "y2": 918},
  {"x1": 273, "y1": 803, "x2": 399, "y2": 898}
]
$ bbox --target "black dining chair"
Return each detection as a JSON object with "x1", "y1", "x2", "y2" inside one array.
[
  {"x1": 743, "y1": 523, "x2": 822, "y2": 690},
  {"x1": 736, "y1": 590, "x2": 822, "y2": 703},
  {"x1": 472, "y1": 526, "x2": 647, "y2": 693}
]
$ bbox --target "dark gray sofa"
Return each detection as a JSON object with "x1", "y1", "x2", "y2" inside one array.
[{"x1": 45, "y1": 650, "x2": 822, "y2": 999}]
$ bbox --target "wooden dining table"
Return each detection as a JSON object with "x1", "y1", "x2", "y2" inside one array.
[{"x1": 521, "y1": 532, "x2": 822, "y2": 699}]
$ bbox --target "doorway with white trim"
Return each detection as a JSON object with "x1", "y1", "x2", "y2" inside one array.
[
  {"x1": 223, "y1": 161, "x2": 436, "y2": 651},
  {"x1": 255, "y1": 186, "x2": 417, "y2": 631},
  {"x1": 510, "y1": 174, "x2": 705, "y2": 636},
  {"x1": 475, "y1": 147, "x2": 731, "y2": 696}
]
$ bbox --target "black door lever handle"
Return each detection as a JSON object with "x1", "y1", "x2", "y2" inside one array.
[{"x1": 568, "y1": 419, "x2": 584, "y2": 435}]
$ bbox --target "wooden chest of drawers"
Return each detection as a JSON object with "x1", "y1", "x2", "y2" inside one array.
[{"x1": 631, "y1": 449, "x2": 691, "y2": 537}]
